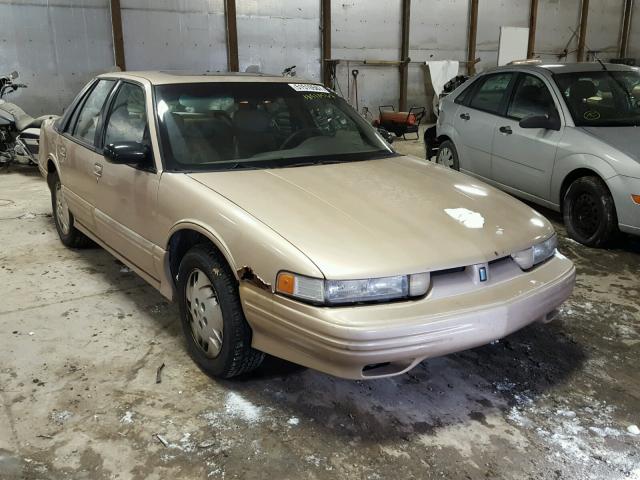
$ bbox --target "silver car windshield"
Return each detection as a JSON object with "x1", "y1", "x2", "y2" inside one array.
[
  {"x1": 154, "y1": 82, "x2": 394, "y2": 171},
  {"x1": 555, "y1": 70, "x2": 640, "y2": 127}
]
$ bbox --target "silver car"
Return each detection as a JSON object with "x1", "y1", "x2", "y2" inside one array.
[{"x1": 434, "y1": 62, "x2": 640, "y2": 247}]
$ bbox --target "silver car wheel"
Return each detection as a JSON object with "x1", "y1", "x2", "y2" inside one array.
[
  {"x1": 185, "y1": 268, "x2": 224, "y2": 358},
  {"x1": 55, "y1": 182, "x2": 71, "y2": 235},
  {"x1": 437, "y1": 147, "x2": 454, "y2": 168}
]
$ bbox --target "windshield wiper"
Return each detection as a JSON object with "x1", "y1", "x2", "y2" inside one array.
[{"x1": 227, "y1": 162, "x2": 257, "y2": 170}]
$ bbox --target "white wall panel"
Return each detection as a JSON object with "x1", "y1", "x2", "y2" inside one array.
[
  {"x1": 0, "y1": 0, "x2": 114, "y2": 115},
  {"x1": 477, "y1": 0, "x2": 529, "y2": 71},
  {"x1": 588, "y1": 0, "x2": 625, "y2": 58},
  {"x1": 332, "y1": 1, "x2": 402, "y2": 114},
  {"x1": 0, "y1": 0, "x2": 632, "y2": 118},
  {"x1": 236, "y1": 0, "x2": 321, "y2": 80},
  {"x1": 535, "y1": 0, "x2": 581, "y2": 62},
  {"x1": 120, "y1": 0, "x2": 227, "y2": 72}
]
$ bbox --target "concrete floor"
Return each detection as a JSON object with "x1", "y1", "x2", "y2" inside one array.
[{"x1": 1, "y1": 144, "x2": 639, "y2": 479}]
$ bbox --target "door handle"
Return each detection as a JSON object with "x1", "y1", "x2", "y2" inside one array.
[
  {"x1": 499, "y1": 126, "x2": 513, "y2": 135},
  {"x1": 93, "y1": 163, "x2": 103, "y2": 178},
  {"x1": 459, "y1": 113, "x2": 470, "y2": 121}
]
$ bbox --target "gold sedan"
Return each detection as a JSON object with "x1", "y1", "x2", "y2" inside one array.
[{"x1": 38, "y1": 72, "x2": 575, "y2": 379}]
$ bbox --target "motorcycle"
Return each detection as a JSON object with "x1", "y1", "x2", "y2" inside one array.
[{"x1": 0, "y1": 71, "x2": 54, "y2": 166}]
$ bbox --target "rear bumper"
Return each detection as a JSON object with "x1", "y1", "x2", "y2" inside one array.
[{"x1": 241, "y1": 253, "x2": 575, "y2": 379}]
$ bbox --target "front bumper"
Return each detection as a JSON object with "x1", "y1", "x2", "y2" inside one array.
[
  {"x1": 241, "y1": 252, "x2": 575, "y2": 379},
  {"x1": 608, "y1": 175, "x2": 640, "y2": 234}
]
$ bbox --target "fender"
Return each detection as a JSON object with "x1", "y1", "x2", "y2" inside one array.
[
  {"x1": 551, "y1": 153, "x2": 619, "y2": 205},
  {"x1": 38, "y1": 119, "x2": 60, "y2": 179},
  {"x1": 166, "y1": 220, "x2": 238, "y2": 275}
]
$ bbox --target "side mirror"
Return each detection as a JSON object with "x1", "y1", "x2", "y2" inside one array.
[
  {"x1": 104, "y1": 142, "x2": 150, "y2": 165},
  {"x1": 519, "y1": 114, "x2": 561, "y2": 131},
  {"x1": 377, "y1": 127, "x2": 394, "y2": 144},
  {"x1": 9, "y1": 71, "x2": 18, "y2": 80}
]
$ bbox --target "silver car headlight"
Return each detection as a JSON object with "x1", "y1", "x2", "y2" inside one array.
[
  {"x1": 276, "y1": 271, "x2": 430, "y2": 305},
  {"x1": 511, "y1": 234, "x2": 557, "y2": 270}
]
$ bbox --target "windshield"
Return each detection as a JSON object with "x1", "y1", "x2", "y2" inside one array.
[
  {"x1": 554, "y1": 70, "x2": 640, "y2": 126},
  {"x1": 154, "y1": 82, "x2": 393, "y2": 171}
]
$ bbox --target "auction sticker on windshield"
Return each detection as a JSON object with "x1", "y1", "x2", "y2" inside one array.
[{"x1": 289, "y1": 83, "x2": 329, "y2": 93}]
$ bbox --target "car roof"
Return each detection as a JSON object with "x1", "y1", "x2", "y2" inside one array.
[
  {"x1": 96, "y1": 70, "x2": 318, "y2": 85},
  {"x1": 485, "y1": 62, "x2": 639, "y2": 76}
]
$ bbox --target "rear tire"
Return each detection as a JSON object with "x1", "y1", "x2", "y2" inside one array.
[
  {"x1": 563, "y1": 176, "x2": 618, "y2": 247},
  {"x1": 177, "y1": 244, "x2": 264, "y2": 378},
  {"x1": 50, "y1": 172, "x2": 91, "y2": 248},
  {"x1": 436, "y1": 139, "x2": 460, "y2": 170}
]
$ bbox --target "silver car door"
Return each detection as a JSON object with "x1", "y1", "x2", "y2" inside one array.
[
  {"x1": 454, "y1": 72, "x2": 515, "y2": 179},
  {"x1": 491, "y1": 73, "x2": 564, "y2": 201}
]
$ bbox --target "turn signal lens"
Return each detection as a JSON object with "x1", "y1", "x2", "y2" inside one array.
[
  {"x1": 276, "y1": 272, "x2": 295, "y2": 295},
  {"x1": 632, "y1": 194, "x2": 640, "y2": 205},
  {"x1": 276, "y1": 272, "x2": 324, "y2": 303}
]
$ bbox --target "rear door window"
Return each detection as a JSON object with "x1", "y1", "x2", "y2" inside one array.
[{"x1": 468, "y1": 73, "x2": 514, "y2": 115}]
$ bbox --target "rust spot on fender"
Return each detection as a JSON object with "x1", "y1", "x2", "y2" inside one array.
[{"x1": 237, "y1": 266, "x2": 271, "y2": 291}]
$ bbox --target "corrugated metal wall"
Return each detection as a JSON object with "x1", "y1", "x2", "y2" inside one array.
[
  {"x1": 236, "y1": 0, "x2": 321, "y2": 81},
  {"x1": 120, "y1": 0, "x2": 227, "y2": 72},
  {"x1": 0, "y1": 0, "x2": 114, "y2": 116},
  {"x1": 1, "y1": 0, "x2": 638, "y2": 117}
]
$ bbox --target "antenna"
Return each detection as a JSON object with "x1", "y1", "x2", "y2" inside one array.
[{"x1": 568, "y1": 27, "x2": 606, "y2": 70}]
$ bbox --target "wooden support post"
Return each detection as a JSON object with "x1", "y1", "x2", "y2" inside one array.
[
  {"x1": 619, "y1": 0, "x2": 634, "y2": 58},
  {"x1": 321, "y1": 0, "x2": 332, "y2": 86},
  {"x1": 225, "y1": 0, "x2": 239, "y2": 72},
  {"x1": 527, "y1": 0, "x2": 539, "y2": 59},
  {"x1": 467, "y1": 0, "x2": 479, "y2": 75},
  {"x1": 577, "y1": 0, "x2": 590, "y2": 62},
  {"x1": 399, "y1": 0, "x2": 411, "y2": 111},
  {"x1": 109, "y1": 0, "x2": 125, "y2": 70}
]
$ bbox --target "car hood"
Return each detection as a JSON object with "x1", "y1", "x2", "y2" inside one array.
[
  {"x1": 189, "y1": 156, "x2": 554, "y2": 279},
  {"x1": 582, "y1": 126, "x2": 640, "y2": 163}
]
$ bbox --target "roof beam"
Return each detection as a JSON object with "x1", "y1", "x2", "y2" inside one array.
[
  {"x1": 321, "y1": 0, "x2": 332, "y2": 86},
  {"x1": 577, "y1": 0, "x2": 590, "y2": 62},
  {"x1": 109, "y1": 0, "x2": 126, "y2": 70},
  {"x1": 225, "y1": 0, "x2": 239, "y2": 72},
  {"x1": 467, "y1": 0, "x2": 479, "y2": 75},
  {"x1": 619, "y1": 0, "x2": 634, "y2": 58},
  {"x1": 527, "y1": 0, "x2": 539, "y2": 59},
  {"x1": 399, "y1": 0, "x2": 411, "y2": 111}
]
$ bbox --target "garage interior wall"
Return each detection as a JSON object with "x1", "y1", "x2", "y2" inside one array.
[
  {"x1": 1, "y1": 0, "x2": 638, "y2": 117},
  {"x1": 0, "y1": 0, "x2": 114, "y2": 116}
]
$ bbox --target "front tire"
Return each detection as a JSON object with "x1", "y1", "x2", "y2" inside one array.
[
  {"x1": 177, "y1": 244, "x2": 264, "y2": 378},
  {"x1": 563, "y1": 176, "x2": 618, "y2": 247},
  {"x1": 436, "y1": 139, "x2": 460, "y2": 170},
  {"x1": 50, "y1": 172, "x2": 91, "y2": 248}
]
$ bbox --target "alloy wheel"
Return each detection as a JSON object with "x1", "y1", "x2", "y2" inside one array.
[{"x1": 437, "y1": 147, "x2": 454, "y2": 168}]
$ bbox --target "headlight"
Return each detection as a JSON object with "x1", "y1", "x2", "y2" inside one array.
[
  {"x1": 276, "y1": 271, "x2": 430, "y2": 305},
  {"x1": 511, "y1": 234, "x2": 557, "y2": 270}
]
